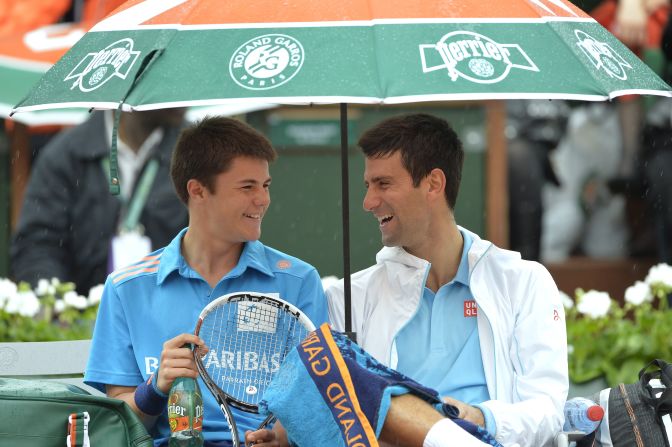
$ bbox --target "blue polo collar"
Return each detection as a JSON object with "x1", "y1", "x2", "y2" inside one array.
[
  {"x1": 453, "y1": 229, "x2": 473, "y2": 287},
  {"x1": 157, "y1": 228, "x2": 275, "y2": 285}
]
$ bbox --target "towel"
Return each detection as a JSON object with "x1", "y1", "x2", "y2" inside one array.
[{"x1": 259, "y1": 323, "x2": 503, "y2": 447}]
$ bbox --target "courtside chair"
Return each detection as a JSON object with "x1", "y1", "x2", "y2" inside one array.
[{"x1": 0, "y1": 339, "x2": 103, "y2": 395}]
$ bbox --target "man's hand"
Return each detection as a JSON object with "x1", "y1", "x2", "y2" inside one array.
[
  {"x1": 155, "y1": 333, "x2": 207, "y2": 394},
  {"x1": 442, "y1": 396, "x2": 485, "y2": 428},
  {"x1": 244, "y1": 421, "x2": 288, "y2": 447}
]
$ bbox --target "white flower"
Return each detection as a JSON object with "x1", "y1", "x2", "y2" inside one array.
[
  {"x1": 576, "y1": 290, "x2": 612, "y2": 319},
  {"x1": 87, "y1": 284, "x2": 104, "y2": 306},
  {"x1": 320, "y1": 275, "x2": 340, "y2": 292},
  {"x1": 54, "y1": 299, "x2": 66, "y2": 313},
  {"x1": 35, "y1": 278, "x2": 55, "y2": 296},
  {"x1": 63, "y1": 291, "x2": 88, "y2": 310},
  {"x1": 625, "y1": 281, "x2": 653, "y2": 306},
  {"x1": 3, "y1": 290, "x2": 40, "y2": 317},
  {"x1": 16, "y1": 291, "x2": 40, "y2": 317},
  {"x1": 559, "y1": 290, "x2": 574, "y2": 309},
  {"x1": 0, "y1": 278, "x2": 18, "y2": 303},
  {"x1": 645, "y1": 263, "x2": 672, "y2": 288},
  {"x1": 3, "y1": 292, "x2": 21, "y2": 314}
]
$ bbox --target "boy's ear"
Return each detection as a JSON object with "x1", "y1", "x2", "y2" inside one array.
[{"x1": 186, "y1": 179, "x2": 206, "y2": 201}]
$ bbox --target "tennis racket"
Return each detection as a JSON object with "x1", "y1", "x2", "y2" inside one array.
[{"x1": 193, "y1": 291, "x2": 315, "y2": 446}]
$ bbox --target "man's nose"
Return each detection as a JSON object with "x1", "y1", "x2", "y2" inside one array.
[{"x1": 363, "y1": 189, "x2": 379, "y2": 212}]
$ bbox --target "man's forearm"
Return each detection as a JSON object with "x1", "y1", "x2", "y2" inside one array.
[{"x1": 380, "y1": 394, "x2": 444, "y2": 447}]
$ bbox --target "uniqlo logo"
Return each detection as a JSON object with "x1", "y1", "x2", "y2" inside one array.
[{"x1": 464, "y1": 300, "x2": 477, "y2": 317}]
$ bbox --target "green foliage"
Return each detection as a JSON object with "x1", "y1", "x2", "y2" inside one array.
[{"x1": 566, "y1": 271, "x2": 672, "y2": 386}]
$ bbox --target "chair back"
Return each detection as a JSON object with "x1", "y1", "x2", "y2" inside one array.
[{"x1": 0, "y1": 339, "x2": 103, "y2": 395}]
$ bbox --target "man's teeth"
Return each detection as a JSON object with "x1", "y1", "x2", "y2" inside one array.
[
  {"x1": 378, "y1": 215, "x2": 393, "y2": 224},
  {"x1": 244, "y1": 214, "x2": 261, "y2": 219}
]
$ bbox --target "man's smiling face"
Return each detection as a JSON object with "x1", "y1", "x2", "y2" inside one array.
[{"x1": 363, "y1": 151, "x2": 431, "y2": 251}]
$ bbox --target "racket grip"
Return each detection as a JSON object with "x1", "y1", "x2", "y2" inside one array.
[
  {"x1": 245, "y1": 414, "x2": 277, "y2": 447},
  {"x1": 258, "y1": 414, "x2": 276, "y2": 429}
]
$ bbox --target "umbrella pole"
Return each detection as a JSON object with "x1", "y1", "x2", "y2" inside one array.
[{"x1": 340, "y1": 103, "x2": 355, "y2": 342}]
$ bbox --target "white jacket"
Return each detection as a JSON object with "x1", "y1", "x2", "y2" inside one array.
[{"x1": 326, "y1": 228, "x2": 568, "y2": 447}]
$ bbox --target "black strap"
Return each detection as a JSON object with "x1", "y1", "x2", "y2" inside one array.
[{"x1": 639, "y1": 359, "x2": 672, "y2": 416}]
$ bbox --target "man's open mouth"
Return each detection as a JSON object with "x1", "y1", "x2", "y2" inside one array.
[{"x1": 378, "y1": 215, "x2": 393, "y2": 225}]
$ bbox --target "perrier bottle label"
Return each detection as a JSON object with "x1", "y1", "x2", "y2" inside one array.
[
  {"x1": 193, "y1": 392, "x2": 203, "y2": 431},
  {"x1": 168, "y1": 388, "x2": 203, "y2": 433}
]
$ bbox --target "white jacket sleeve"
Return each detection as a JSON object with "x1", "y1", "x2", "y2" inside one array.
[{"x1": 482, "y1": 263, "x2": 569, "y2": 447}]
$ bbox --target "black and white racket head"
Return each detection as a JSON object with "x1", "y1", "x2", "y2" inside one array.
[{"x1": 194, "y1": 292, "x2": 315, "y2": 412}]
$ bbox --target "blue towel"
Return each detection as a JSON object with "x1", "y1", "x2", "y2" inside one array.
[{"x1": 259, "y1": 323, "x2": 502, "y2": 447}]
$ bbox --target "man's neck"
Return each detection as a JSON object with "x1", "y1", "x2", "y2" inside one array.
[
  {"x1": 181, "y1": 228, "x2": 244, "y2": 289},
  {"x1": 409, "y1": 219, "x2": 463, "y2": 293},
  {"x1": 118, "y1": 113, "x2": 156, "y2": 153}
]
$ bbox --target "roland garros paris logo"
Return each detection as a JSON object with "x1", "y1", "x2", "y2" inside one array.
[
  {"x1": 575, "y1": 30, "x2": 632, "y2": 80},
  {"x1": 64, "y1": 38, "x2": 140, "y2": 92},
  {"x1": 229, "y1": 34, "x2": 304, "y2": 90},
  {"x1": 420, "y1": 31, "x2": 539, "y2": 83}
]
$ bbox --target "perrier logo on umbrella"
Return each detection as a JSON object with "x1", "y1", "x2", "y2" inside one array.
[
  {"x1": 420, "y1": 31, "x2": 539, "y2": 84},
  {"x1": 574, "y1": 30, "x2": 631, "y2": 80},
  {"x1": 64, "y1": 38, "x2": 141, "y2": 92},
  {"x1": 229, "y1": 34, "x2": 305, "y2": 90}
]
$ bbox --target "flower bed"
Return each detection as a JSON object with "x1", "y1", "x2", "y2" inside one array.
[
  {"x1": 0, "y1": 278, "x2": 102, "y2": 342},
  {"x1": 565, "y1": 263, "x2": 672, "y2": 386}
]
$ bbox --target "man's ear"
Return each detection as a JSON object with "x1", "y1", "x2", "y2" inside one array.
[
  {"x1": 427, "y1": 168, "x2": 446, "y2": 201},
  {"x1": 186, "y1": 179, "x2": 207, "y2": 201}
]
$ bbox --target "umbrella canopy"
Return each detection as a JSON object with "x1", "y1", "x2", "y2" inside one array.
[
  {"x1": 12, "y1": 0, "x2": 672, "y2": 113},
  {"x1": 11, "y1": 0, "x2": 672, "y2": 338},
  {"x1": 0, "y1": 22, "x2": 276, "y2": 125},
  {"x1": 0, "y1": 23, "x2": 89, "y2": 125}
]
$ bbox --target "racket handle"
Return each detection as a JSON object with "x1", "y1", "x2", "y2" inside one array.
[
  {"x1": 258, "y1": 414, "x2": 276, "y2": 429},
  {"x1": 244, "y1": 414, "x2": 277, "y2": 447}
]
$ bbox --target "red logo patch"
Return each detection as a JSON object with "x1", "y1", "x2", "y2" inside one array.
[
  {"x1": 276, "y1": 260, "x2": 291, "y2": 269},
  {"x1": 464, "y1": 300, "x2": 477, "y2": 317}
]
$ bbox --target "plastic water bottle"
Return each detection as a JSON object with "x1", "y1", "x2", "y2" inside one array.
[
  {"x1": 168, "y1": 377, "x2": 204, "y2": 447},
  {"x1": 563, "y1": 397, "x2": 604, "y2": 433}
]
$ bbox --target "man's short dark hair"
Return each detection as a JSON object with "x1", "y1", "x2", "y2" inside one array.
[
  {"x1": 358, "y1": 113, "x2": 464, "y2": 209},
  {"x1": 170, "y1": 116, "x2": 277, "y2": 204}
]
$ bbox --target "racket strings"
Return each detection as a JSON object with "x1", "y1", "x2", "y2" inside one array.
[{"x1": 198, "y1": 298, "x2": 311, "y2": 407}]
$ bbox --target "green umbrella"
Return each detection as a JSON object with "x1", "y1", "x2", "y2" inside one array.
[
  {"x1": 12, "y1": 0, "x2": 672, "y2": 337},
  {"x1": 0, "y1": 22, "x2": 275, "y2": 124},
  {"x1": 11, "y1": 0, "x2": 672, "y2": 111}
]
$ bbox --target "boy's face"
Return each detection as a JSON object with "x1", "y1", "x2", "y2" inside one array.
[
  {"x1": 362, "y1": 151, "x2": 431, "y2": 252},
  {"x1": 203, "y1": 156, "x2": 271, "y2": 244}
]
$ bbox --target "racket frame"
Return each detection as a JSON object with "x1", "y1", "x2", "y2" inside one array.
[{"x1": 193, "y1": 291, "x2": 315, "y2": 445}]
